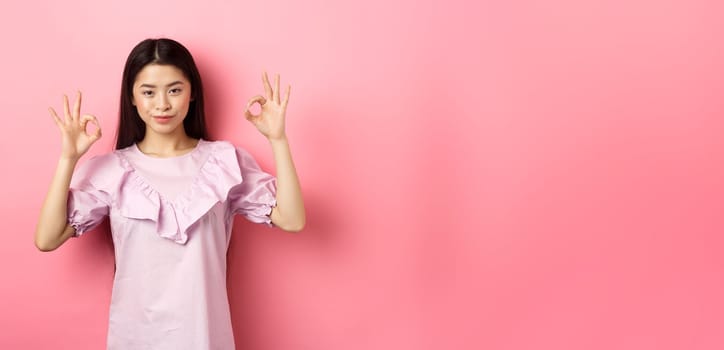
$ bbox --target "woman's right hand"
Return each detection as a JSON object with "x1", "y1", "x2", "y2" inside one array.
[{"x1": 49, "y1": 91, "x2": 102, "y2": 161}]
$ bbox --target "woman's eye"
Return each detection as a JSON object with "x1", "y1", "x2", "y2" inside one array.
[
  {"x1": 170, "y1": 88, "x2": 181, "y2": 94},
  {"x1": 142, "y1": 91, "x2": 153, "y2": 97}
]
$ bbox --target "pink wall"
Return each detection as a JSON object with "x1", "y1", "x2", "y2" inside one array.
[{"x1": 1, "y1": 0, "x2": 723, "y2": 349}]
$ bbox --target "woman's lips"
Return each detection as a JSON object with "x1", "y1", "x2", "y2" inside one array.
[{"x1": 153, "y1": 116, "x2": 173, "y2": 124}]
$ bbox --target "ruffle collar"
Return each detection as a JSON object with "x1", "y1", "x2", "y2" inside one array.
[{"x1": 112, "y1": 140, "x2": 243, "y2": 244}]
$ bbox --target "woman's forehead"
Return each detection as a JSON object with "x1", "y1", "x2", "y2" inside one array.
[{"x1": 135, "y1": 64, "x2": 189, "y2": 86}]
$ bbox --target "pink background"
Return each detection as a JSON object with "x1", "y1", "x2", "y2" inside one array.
[{"x1": 1, "y1": 0, "x2": 723, "y2": 349}]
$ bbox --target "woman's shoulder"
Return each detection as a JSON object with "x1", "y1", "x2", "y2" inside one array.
[
  {"x1": 200, "y1": 139, "x2": 254, "y2": 160},
  {"x1": 197, "y1": 139, "x2": 261, "y2": 172},
  {"x1": 71, "y1": 149, "x2": 131, "y2": 190},
  {"x1": 78, "y1": 149, "x2": 127, "y2": 172},
  {"x1": 200, "y1": 139, "x2": 238, "y2": 152}
]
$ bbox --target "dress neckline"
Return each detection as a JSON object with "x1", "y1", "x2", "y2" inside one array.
[
  {"x1": 112, "y1": 140, "x2": 246, "y2": 244},
  {"x1": 132, "y1": 139, "x2": 205, "y2": 160}
]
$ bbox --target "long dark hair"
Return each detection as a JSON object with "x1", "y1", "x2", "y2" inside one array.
[{"x1": 115, "y1": 38, "x2": 209, "y2": 149}]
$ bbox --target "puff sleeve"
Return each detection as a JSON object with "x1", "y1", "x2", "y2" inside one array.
[
  {"x1": 67, "y1": 156, "x2": 111, "y2": 236},
  {"x1": 227, "y1": 147, "x2": 277, "y2": 226}
]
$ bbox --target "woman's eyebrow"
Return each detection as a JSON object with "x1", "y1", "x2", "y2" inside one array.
[{"x1": 138, "y1": 81, "x2": 185, "y2": 88}]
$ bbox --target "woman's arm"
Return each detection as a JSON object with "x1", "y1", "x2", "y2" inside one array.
[
  {"x1": 35, "y1": 157, "x2": 79, "y2": 251},
  {"x1": 245, "y1": 72, "x2": 305, "y2": 232},
  {"x1": 35, "y1": 92, "x2": 102, "y2": 251},
  {"x1": 268, "y1": 136, "x2": 305, "y2": 232}
]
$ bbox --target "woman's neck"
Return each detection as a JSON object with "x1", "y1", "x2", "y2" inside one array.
[{"x1": 137, "y1": 133, "x2": 200, "y2": 158}]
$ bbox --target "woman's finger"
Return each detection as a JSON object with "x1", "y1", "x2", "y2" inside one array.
[
  {"x1": 244, "y1": 96, "x2": 266, "y2": 121},
  {"x1": 274, "y1": 74, "x2": 280, "y2": 104},
  {"x1": 73, "y1": 91, "x2": 82, "y2": 120},
  {"x1": 244, "y1": 109, "x2": 256, "y2": 121},
  {"x1": 245, "y1": 95, "x2": 266, "y2": 116},
  {"x1": 282, "y1": 84, "x2": 291, "y2": 110},
  {"x1": 262, "y1": 71, "x2": 273, "y2": 101},
  {"x1": 63, "y1": 94, "x2": 72, "y2": 120},
  {"x1": 49, "y1": 107, "x2": 63, "y2": 127},
  {"x1": 79, "y1": 114, "x2": 91, "y2": 130},
  {"x1": 90, "y1": 118, "x2": 102, "y2": 141},
  {"x1": 81, "y1": 114, "x2": 102, "y2": 140}
]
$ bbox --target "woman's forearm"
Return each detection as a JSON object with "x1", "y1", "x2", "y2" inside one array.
[
  {"x1": 268, "y1": 137, "x2": 305, "y2": 232},
  {"x1": 34, "y1": 157, "x2": 78, "y2": 251}
]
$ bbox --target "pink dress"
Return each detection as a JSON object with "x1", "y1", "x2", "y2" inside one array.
[{"x1": 66, "y1": 139, "x2": 276, "y2": 349}]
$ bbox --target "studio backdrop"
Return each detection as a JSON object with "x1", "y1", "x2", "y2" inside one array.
[{"x1": 1, "y1": 0, "x2": 722, "y2": 349}]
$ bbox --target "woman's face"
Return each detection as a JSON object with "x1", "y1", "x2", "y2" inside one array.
[{"x1": 132, "y1": 64, "x2": 193, "y2": 138}]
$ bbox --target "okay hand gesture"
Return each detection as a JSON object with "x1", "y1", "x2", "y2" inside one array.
[
  {"x1": 49, "y1": 91, "x2": 102, "y2": 160},
  {"x1": 244, "y1": 72, "x2": 290, "y2": 141}
]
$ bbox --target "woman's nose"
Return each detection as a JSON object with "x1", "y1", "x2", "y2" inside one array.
[{"x1": 156, "y1": 95, "x2": 171, "y2": 110}]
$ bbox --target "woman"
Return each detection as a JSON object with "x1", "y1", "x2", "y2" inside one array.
[{"x1": 35, "y1": 37, "x2": 305, "y2": 349}]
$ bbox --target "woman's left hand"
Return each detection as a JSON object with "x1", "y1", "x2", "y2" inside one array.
[{"x1": 244, "y1": 71, "x2": 290, "y2": 141}]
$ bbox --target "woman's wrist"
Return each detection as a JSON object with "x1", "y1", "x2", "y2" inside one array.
[
  {"x1": 58, "y1": 155, "x2": 80, "y2": 165},
  {"x1": 267, "y1": 134, "x2": 288, "y2": 145}
]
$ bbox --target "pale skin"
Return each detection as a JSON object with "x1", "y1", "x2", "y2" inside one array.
[{"x1": 35, "y1": 68, "x2": 305, "y2": 251}]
